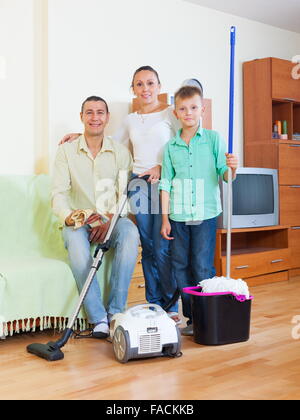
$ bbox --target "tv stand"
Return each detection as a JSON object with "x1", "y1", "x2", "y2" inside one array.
[{"x1": 214, "y1": 225, "x2": 291, "y2": 286}]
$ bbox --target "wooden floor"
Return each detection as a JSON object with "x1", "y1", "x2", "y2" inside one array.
[{"x1": 1, "y1": 278, "x2": 300, "y2": 400}]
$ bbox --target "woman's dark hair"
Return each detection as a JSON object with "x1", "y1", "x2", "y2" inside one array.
[
  {"x1": 131, "y1": 66, "x2": 161, "y2": 88},
  {"x1": 81, "y1": 96, "x2": 109, "y2": 113}
]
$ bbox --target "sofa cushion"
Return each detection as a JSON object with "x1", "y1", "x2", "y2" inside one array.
[{"x1": 0, "y1": 175, "x2": 66, "y2": 258}]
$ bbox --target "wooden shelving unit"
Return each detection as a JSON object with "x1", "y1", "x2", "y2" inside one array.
[{"x1": 243, "y1": 57, "x2": 300, "y2": 278}]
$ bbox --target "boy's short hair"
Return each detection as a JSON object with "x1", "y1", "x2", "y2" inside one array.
[
  {"x1": 81, "y1": 96, "x2": 109, "y2": 113},
  {"x1": 174, "y1": 85, "x2": 203, "y2": 105}
]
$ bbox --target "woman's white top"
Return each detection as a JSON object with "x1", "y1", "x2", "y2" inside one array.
[{"x1": 113, "y1": 106, "x2": 180, "y2": 175}]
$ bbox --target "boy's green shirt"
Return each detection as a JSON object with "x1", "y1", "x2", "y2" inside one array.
[{"x1": 159, "y1": 126, "x2": 228, "y2": 222}]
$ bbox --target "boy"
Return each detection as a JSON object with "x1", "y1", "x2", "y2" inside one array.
[{"x1": 159, "y1": 86, "x2": 238, "y2": 336}]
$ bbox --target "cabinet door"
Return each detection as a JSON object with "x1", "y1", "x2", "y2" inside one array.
[
  {"x1": 289, "y1": 227, "x2": 300, "y2": 269},
  {"x1": 272, "y1": 58, "x2": 300, "y2": 102},
  {"x1": 279, "y1": 144, "x2": 300, "y2": 185},
  {"x1": 280, "y1": 186, "x2": 300, "y2": 226}
]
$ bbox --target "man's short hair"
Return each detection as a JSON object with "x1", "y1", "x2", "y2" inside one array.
[
  {"x1": 174, "y1": 86, "x2": 203, "y2": 105},
  {"x1": 81, "y1": 96, "x2": 109, "y2": 113}
]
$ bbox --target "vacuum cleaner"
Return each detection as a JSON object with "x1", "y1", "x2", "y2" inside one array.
[
  {"x1": 110, "y1": 304, "x2": 181, "y2": 363},
  {"x1": 26, "y1": 175, "x2": 181, "y2": 362}
]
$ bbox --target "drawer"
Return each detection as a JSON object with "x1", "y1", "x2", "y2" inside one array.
[
  {"x1": 280, "y1": 186, "x2": 300, "y2": 226},
  {"x1": 279, "y1": 144, "x2": 300, "y2": 185},
  {"x1": 289, "y1": 227, "x2": 300, "y2": 269},
  {"x1": 221, "y1": 248, "x2": 291, "y2": 278},
  {"x1": 127, "y1": 276, "x2": 146, "y2": 304}
]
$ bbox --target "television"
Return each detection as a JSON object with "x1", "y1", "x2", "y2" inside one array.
[{"x1": 218, "y1": 167, "x2": 279, "y2": 229}]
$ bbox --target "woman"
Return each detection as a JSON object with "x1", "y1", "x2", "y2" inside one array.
[{"x1": 60, "y1": 66, "x2": 180, "y2": 322}]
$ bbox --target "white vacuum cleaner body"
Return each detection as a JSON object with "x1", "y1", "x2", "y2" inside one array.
[{"x1": 110, "y1": 304, "x2": 182, "y2": 363}]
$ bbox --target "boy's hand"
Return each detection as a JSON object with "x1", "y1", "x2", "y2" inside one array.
[
  {"x1": 225, "y1": 153, "x2": 238, "y2": 180},
  {"x1": 225, "y1": 153, "x2": 238, "y2": 170},
  {"x1": 59, "y1": 133, "x2": 81, "y2": 145},
  {"x1": 161, "y1": 219, "x2": 174, "y2": 241}
]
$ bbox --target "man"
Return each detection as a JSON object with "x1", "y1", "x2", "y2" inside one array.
[{"x1": 52, "y1": 96, "x2": 139, "y2": 338}]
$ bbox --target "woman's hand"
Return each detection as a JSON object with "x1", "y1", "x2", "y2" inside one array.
[
  {"x1": 161, "y1": 219, "x2": 174, "y2": 241},
  {"x1": 59, "y1": 133, "x2": 81, "y2": 145},
  {"x1": 139, "y1": 165, "x2": 161, "y2": 184}
]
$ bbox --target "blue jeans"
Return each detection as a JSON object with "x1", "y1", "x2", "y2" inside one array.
[
  {"x1": 128, "y1": 175, "x2": 178, "y2": 313},
  {"x1": 62, "y1": 217, "x2": 139, "y2": 324},
  {"x1": 170, "y1": 218, "x2": 217, "y2": 324}
]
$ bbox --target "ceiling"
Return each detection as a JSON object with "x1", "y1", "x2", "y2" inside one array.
[{"x1": 183, "y1": 0, "x2": 300, "y2": 33}]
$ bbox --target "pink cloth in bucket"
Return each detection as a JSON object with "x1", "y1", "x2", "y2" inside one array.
[{"x1": 183, "y1": 286, "x2": 254, "y2": 303}]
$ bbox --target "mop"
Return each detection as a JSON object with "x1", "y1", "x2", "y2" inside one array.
[{"x1": 198, "y1": 26, "x2": 250, "y2": 299}]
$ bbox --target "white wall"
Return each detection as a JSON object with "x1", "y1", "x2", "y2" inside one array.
[
  {"x1": 0, "y1": 0, "x2": 35, "y2": 175},
  {"x1": 48, "y1": 0, "x2": 300, "y2": 169},
  {"x1": 1, "y1": 0, "x2": 300, "y2": 174}
]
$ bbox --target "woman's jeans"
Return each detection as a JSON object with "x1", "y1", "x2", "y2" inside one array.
[
  {"x1": 128, "y1": 175, "x2": 178, "y2": 313},
  {"x1": 170, "y1": 217, "x2": 217, "y2": 324},
  {"x1": 62, "y1": 217, "x2": 139, "y2": 324}
]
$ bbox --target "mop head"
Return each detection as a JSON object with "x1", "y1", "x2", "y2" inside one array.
[{"x1": 198, "y1": 277, "x2": 250, "y2": 300}]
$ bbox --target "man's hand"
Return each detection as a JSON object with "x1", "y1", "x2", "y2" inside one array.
[
  {"x1": 65, "y1": 211, "x2": 76, "y2": 227},
  {"x1": 86, "y1": 213, "x2": 103, "y2": 227},
  {"x1": 89, "y1": 220, "x2": 111, "y2": 244}
]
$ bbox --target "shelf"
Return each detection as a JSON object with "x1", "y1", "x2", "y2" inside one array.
[
  {"x1": 218, "y1": 225, "x2": 289, "y2": 234},
  {"x1": 218, "y1": 226, "x2": 289, "y2": 262},
  {"x1": 278, "y1": 139, "x2": 300, "y2": 144},
  {"x1": 272, "y1": 98, "x2": 296, "y2": 103},
  {"x1": 221, "y1": 246, "x2": 289, "y2": 257},
  {"x1": 272, "y1": 101, "x2": 293, "y2": 139}
]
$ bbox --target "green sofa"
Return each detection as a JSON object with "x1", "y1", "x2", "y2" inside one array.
[{"x1": 0, "y1": 175, "x2": 112, "y2": 338}]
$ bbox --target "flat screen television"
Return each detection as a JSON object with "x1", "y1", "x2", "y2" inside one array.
[{"x1": 218, "y1": 167, "x2": 279, "y2": 229}]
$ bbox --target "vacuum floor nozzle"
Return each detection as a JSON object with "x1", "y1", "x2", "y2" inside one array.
[{"x1": 27, "y1": 342, "x2": 65, "y2": 362}]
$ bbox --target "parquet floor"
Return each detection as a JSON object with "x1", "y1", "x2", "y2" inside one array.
[{"x1": 1, "y1": 278, "x2": 300, "y2": 400}]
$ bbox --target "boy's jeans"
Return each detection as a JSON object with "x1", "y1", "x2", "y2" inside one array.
[
  {"x1": 170, "y1": 217, "x2": 217, "y2": 324},
  {"x1": 128, "y1": 175, "x2": 178, "y2": 313},
  {"x1": 62, "y1": 217, "x2": 139, "y2": 324}
]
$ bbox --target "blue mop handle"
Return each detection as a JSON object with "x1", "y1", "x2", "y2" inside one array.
[
  {"x1": 228, "y1": 26, "x2": 236, "y2": 154},
  {"x1": 226, "y1": 26, "x2": 236, "y2": 280}
]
